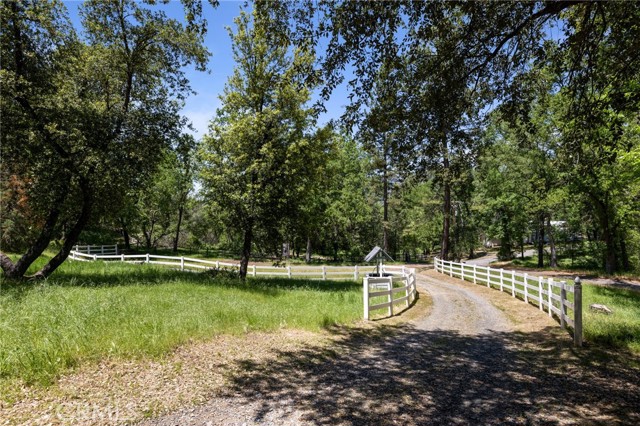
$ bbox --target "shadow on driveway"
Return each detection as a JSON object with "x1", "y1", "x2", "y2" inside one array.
[{"x1": 226, "y1": 325, "x2": 640, "y2": 425}]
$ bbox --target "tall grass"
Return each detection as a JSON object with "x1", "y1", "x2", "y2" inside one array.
[
  {"x1": 0, "y1": 261, "x2": 362, "y2": 387},
  {"x1": 583, "y1": 285, "x2": 640, "y2": 353}
]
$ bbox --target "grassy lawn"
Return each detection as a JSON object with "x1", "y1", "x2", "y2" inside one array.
[
  {"x1": 583, "y1": 285, "x2": 640, "y2": 353},
  {"x1": 0, "y1": 260, "x2": 362, "y2": 388}
]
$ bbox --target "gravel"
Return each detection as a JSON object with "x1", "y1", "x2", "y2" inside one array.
[{"x1": 5, "y1": 270, "x2": 639, "y2": 425}]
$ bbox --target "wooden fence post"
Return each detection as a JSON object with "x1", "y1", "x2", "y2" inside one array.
[
  {"x1": 473, "y1": 264, "x2": 477, "y2": 284},
  {"x1": 548, "y1": 278, "x2": 553, "y2": 317},
  {"x1": 322, "y1": 265, "x2": 326, "y2": 280},
  {"x1": 560, "y1": 281, "x2": 567, "y2": 328},
  {"x1": 538, "y1": 276, "x2": 544, "y2": 311},
  {"x1": 146, "y1": 253, "x2": 149, "y2": 264},
  {"x1": 449, "y1": 261, "x2": 453, "y2": 277},
  {"x1": 101, "y1": 246, "x2": 104, "y2": 256},
  {"x1": 524, "y1": 273, "x2": 529, "y2": 303},
  {"x1": 500, "y1": 269, "x2": 504, "y2": 292},
  {"x1": 180, "y1": 257, "x2": 185, "y2": 271},
  {"x1": 354, "y1": 265, "x2": 359, "y2": 281},
  {"x1": 511, "y1": 270, "x2": 516, "y2": 297},
  {"x1": 115, "y1": 244, "x2": 119, "y2": 256},
  {"x1": 574, "y1": 277, "x2": 583, "y2": 347},
  {"x1": 216, "y1": 260, "x2": 220, "y2": 270},
  {"x1": 363, "y1": 277, "x2": 370, "y2": 320},
  {"x1": 287, "y1": 265, "x2": 291, "y2": 278},
  {"x1": 121, "y1": 254, "x2": 125, "y2": 262},
  {"x1": 252, "y1": 265, "x2": 256, "y2": 277},
  {"x1": 486, "y1": 266, "x2": 491, "y2": 288}
]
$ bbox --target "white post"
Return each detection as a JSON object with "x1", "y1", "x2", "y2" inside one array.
[
  {"x1": 402, "y1": 265, "x2": 406, "y2": 275},
  {"x1": 146, "y1": 253, "x2": 150, "y2": 264},
  {"x1": 101, "y1": 245, "x2": 105, "y2": 255},
  {"x1": 500, "y1": 269, "x2": 504, "y2": 292},
  {"x1": 322, "y1": 265, "x2": 326, "y2": 280},
  {"x1": 473, "y1": 264, "x2": 477, "y2": 284},
  {"x1": 216, "y1": 260, "x2": 220, "y2": 270},
  {"x1": 486, "y1": 266, "x2": 491, "y2": 288},
  {"x1": 524, "y1": 273, "x2": 529, "y2": 303},
  {"x1": 449, "y1": 261, "x2": 453, "y2": 277},
  {"x1": 75, "y1": 244, "x2": 79, "y2": 252},
  {"x1": 354, "y1": 265, "x2": 359, "y2": 281},
  {"x1": 115, "y1": 244, "x2": 118, "y2": 256},
  {"x1": 560, "y1": 281, "x2": 567, "y2": 328},
  {"x1": 180, "y1": 256, "x2": 184, "y2": 271},
  {"x1": 387, "y1": 277, "x2": 393, "y2": 317},
  {"x1": 538, "y1": 276, "x2": 544, "y2": 311},
  {"x1": 574, "y1": 277, "x2": 583, "y2": 347},
  {"x1": 287, "y1": 265, "x2": 291, "y2": 278},
  {"x1": 93, "y1": 254, "x2": 97, "y2": 261},
  {"x1": 511, "y1": 270, "x2": 516, "y2": 297},
  {"x1": 252, "y1": 265, "x2": 256, "y2": 277},
  {"x1": 121, "y1": 253, "x2": 125, "y2": 262},
  {"x1": 548, "y1": 278, "x2": 553, "y2": 317},
  {"x1": 363, "y1": 278, "x2": 370, "y2": 320}
]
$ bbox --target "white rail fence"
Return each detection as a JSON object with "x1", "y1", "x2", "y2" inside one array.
[
  {"x1": 434, "y1": 257, "x2": 583, "y2": 346},
  {"x1": 363, "y1": 266, "x2": 417, "y2": 320},
  {"x1": 70, "y1": 250, "x2": 376, "y2": 281},
  {"x1": 73, "y1": 244, "x2": 118, "y2": 256}
]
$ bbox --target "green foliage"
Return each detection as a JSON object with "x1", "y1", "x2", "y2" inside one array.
[
  {"x1": 0, "y1": 260, "x2": 362, "y2": 388},
  {"x1": 199, "y1": 7, "x2": 318, "y2": 275}
]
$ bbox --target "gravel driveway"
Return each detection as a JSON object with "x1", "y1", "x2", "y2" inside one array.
[{"x1": 139, "y1": 271, "x2": 640, "y2": 426}]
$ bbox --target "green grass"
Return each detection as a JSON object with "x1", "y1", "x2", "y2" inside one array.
[
  {"x1": 583, "y1": 285, "x2": 640, "y2": 353},
  {"x1": 0, "y1": 260, "x2": 362, "y2": 388}
]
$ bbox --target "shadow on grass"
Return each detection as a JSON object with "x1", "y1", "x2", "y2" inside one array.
[{"x1": 224, "y1": 325, "x2": 640, "y2": 425}]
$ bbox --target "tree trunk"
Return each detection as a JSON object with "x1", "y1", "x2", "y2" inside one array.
[
  {"x1": 305, "y1": 235, "x2": 312, "y2": 263},
  {"x1": 441, "y1": 170, "x2": 451, "y2": 261},
  {"x1": 239, "y1": 225, "x2": 253, "y2": 280},
  {"x1": 620, "y1": 234, "x2": 630, "y2": 271},
  {"x1": 173, "y1": 205, "x2": 184, "y2": 253},
  {"x1": 537, "y1": 214, "x2": 545, "y2": 267},
  {"x1": 33, "y1": 185, "x2": 94, "y2": 279},
  {"x1": 382, "y1": 153, "x2": 389, "y2": 253},
  {"x1": 546, "y1": 216, "x2": 557, "y2": 268},
  {"x1": 120, "y1": 218, "x2": 131, "y2": 251}
]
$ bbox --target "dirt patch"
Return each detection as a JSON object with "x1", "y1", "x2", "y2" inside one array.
[{"x1": 1, "y1": 293, "x2": 432, "y2": 426}]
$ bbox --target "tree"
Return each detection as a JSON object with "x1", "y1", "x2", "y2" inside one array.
[
  {"x1": 1, "y1": 0, "x2": 210, "y2": 278},
  {"x1": 199, "y1": 8, "x2": 317, "y2": 279}
]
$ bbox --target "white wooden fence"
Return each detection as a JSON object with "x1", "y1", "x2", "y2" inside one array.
[
  {"x1": 363, "y1": 266, "x2": 417, "y2": 320},
  {"x1": 73, "y1": 244, "x2": 118, "y2": 256},
  {"x1": 69, "y1": 250, "x2": 377, "y2": 281},
  {"x1": 434, "y1": 257, "x2": 583, "y2": 346}
]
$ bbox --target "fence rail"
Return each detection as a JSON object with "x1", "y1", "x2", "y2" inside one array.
[
  {"x1": 363, "y1": 267, "x2": 417, "y2": 320},
  {"x1": 434, "y1": 257, "x2": 582, "y2": 346},
  {"x1": 73, "y1": 244, "x2": 119, "y2": 256},
  {"x1": 69, "y1": 250, "x2": 379, "y2": 281}
]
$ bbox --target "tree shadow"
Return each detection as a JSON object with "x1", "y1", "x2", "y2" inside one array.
[{"x1": 224, "y1": 325, "x2": 640, "y2": 425}]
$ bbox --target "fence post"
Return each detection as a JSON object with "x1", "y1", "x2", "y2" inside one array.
[
  {"x1": 473, "y1": 264, "x2": 477, "y2": 284},
  {"x1": 486, "y1": 266, "x2": 491, "y2": 288},
  {"x1": 363, "y1": 277, "x2": 370, "y2": 320},
  {"x1": 322, "y1": 265, "x2": 326, "y2": 280},
  {"x1": 121, "y1": 254, "x2": 125, "y2": 262},
  {"x1": 88, "y1": 245, "x2": 91, "y2": 255},
  {"x1": 387, "y1": 277, "x2": 393, "y2": 317},
  {"x1": 538, "y1": 276, "x2": 544, "y2": 311},
  {"x1": 524, "y1": 273, "x2": 529, "y2": 303},
  {"x1": 548, "y1": 278, "x2": 553, "y2": 317},
  {"x1": 93, "y1": 254, "x2": 97, "y2": 261},
  {"x1": 500, "y1": 269, "x2": 504, "y2": 292},
  {"x1": 115, "y1": 244, "x2": 119, "y2": 256},
  {"x1": 180, "y1": 256, "x2": 185, "y2": 271},
  {"x1": 216, "y1": 260, "x2": 220, "y2": 270},
  {"x1": 511, "y1": 270, "x2": 516, "y2": 297},
  {"x1": 560, "y1": 281, "x2": 567, "y2": 328},
  {"x1": 574, "y1": 277, "x2": 583, "y2": 347},
  {"x1": 287, "y1": 265, "x2": 291, "y2": 278},
  {"x1": 449, "y1": 260, "x2": 453, "y2": 277},
  {"x1": 354, "y1": 265, "x2": 359, "y2": 280},
  {"x1": 252, "y1": 265, "x2": 256, "y2": 277},
  {"x1": 146, "y1": 253, "x2": 149, "y2": 264},
  {"x1": 101, "y1": 245, "x2": 104, "y2": 255},
  {"x1": 75, "y1": 244, "x2": 79, "y2": 252}
]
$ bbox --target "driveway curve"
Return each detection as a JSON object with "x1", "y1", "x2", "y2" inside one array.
[{"x1": 139, "y1": 271, "x2": 640, "y2": 426}]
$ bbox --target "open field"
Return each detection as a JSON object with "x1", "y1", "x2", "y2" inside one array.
[{"x1": 0, "y1": 260, "x2": 363, "y2": 391}]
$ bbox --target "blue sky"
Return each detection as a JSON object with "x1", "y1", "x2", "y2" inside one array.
[{"x1": 64, "y1": 0, "x2": 349, "y2": 138}]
